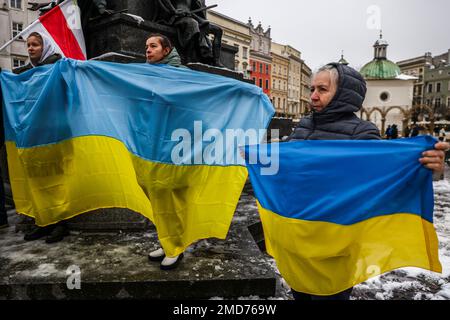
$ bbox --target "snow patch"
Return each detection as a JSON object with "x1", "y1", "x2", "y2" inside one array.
[{"x1": 32, "y1": 264, "x2": 59, "y2": 278}]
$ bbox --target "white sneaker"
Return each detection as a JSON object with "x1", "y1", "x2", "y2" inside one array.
[
  {"x1": 160, "y1": 253, "x2": 184, "y2": 271},
  {"x1": 148, "y1": 248, "x2": 165, "y2": 262}
]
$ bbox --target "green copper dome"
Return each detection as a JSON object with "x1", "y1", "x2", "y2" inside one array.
[{"x1": 360, "y1": 59, "x2": 401, "y2": 80}]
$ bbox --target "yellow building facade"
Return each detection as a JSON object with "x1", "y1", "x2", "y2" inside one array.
[
  {"x1": 270, "y1": 45, "x2": 289, "y2": 117},
  {"x1": 301, "y1": 63, "x2": 312, "y2": 115}
]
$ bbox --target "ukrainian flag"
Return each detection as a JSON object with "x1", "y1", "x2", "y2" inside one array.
[
  {"x1": 1, "y1": 59, "x2": 274, "y2": 257},
  {"x1": 244, "y1": 136, "x2": 442, "y2": 296}
]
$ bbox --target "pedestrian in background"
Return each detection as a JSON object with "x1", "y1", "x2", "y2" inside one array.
[
  {"x1": 404, "y1": 125, "x2": 411, "y2": 138},
  {"x1": 411, "y1": 125, "x2": 420, "y2": 137},
  {"x1": 391, "y1": 124, "x2": 399, "y2": 139},
  {"x1": 439, "y1": 127, "x2": 447, "y2": 142},
  {"x1": 385, "y1": 125, "x2": 392, "y2": 140}
]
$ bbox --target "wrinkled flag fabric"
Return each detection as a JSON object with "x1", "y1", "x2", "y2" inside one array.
[
  {"x1": 1, "y1": 59, "x2": 274, "y2": 257},
  {"x1": 244, "y1": 136, "x2": 442, "y2": 296}
]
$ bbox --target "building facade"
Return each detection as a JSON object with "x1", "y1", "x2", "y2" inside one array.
[
  {"x1": 248, "y1": 19, "x2": 272, "y2": 96},
  {"x1": 423, "y1": 50, "x2": 450, "y2": 122},
  {"x1": 271, "y1": 42, "x2": 305, "y2": 119},
  {"x1": 0, "y1": 0, "x2": 45, "y2": 71},
  {"x1": 270, "y1": 42, "x2": 289, "y2": 117},
  {"x1": 397, "y1": 49, "x2": 450, "y2": 125},
  {"x1": 300, "y1": 61, "x2": 312, "y2": 116},
  {"x1": 397, "y1": 54, "x2": 431, "y2": 106},
  {"x1": 207, "y1": 10, "x2": 252, "y2": 78}
]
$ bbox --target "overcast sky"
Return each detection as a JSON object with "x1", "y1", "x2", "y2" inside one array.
[{"x1": 209, "y1": 0, "x2": 450, "y2": 71}]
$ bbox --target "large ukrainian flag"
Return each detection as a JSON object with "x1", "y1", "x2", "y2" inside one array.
[
  {"x1": 244, "y1": 136, "x2": 442, "y2": 296},
  {"x1": 1, "y1": 59, "x2": 274, "y2": 257}
]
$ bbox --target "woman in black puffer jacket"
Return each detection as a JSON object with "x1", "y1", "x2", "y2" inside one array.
[
  {"x1": 289, "y1": 63, "x2": 380, "y2": 141},
  {"x1": 288, "y1": 63, "x2": 448, "y2": 301}
]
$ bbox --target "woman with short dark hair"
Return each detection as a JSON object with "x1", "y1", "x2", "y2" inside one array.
[
  {"x1": 145, "y1": 33, "x2": 187, "y2": 270},
  {"x1": 145, "y1": 33, "x2": 184, "y2": 68}
]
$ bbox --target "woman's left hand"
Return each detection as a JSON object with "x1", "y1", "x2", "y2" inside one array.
[{"x1": 420, "y1": 142, "x2": 449, "y2": 173}]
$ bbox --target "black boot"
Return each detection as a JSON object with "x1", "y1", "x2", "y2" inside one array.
[
  {"x1": 0, "y1": 215, "x2": 8, "y2": 229},
  {"x1": 24, "y1": 225, "x2": 54, "y2": 241},
  {"x1": 45, "y1": 223, "x2": 69, "y2": 244}
]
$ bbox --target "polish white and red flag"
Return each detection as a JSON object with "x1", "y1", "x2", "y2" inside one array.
[{"x1": 0, "y1": 0, "x2": 86, "y2": 60}]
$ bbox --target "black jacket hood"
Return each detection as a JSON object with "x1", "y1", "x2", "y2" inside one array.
[{"x1": 316, "y1": 63, "x2": 367, "y2": 115}]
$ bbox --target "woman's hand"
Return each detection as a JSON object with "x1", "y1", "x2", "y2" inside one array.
[{"x1": 420, "y1": 142, "x2": 449, "y2": 173}]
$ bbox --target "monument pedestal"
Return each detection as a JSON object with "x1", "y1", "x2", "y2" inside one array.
[
  {"x1": 87, "y1": 13, "x2": 176, "y2": 62},
  {"x1": 88, "y1": 12, "x2": 239, "y2": 69}
]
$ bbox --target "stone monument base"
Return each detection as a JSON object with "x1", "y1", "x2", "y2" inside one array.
[
  {"x1": 0, "y1": 188, "x2": 278, "y2": 300},
  {"x1": 87, "y1": 12, "x2": 239, "y2": 69}
]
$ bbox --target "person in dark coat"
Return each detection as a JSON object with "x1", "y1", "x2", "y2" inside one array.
[
  {"x1": 404, "y1": 126, "x2": 411, "y2": 138},
  {"x1": 289, "y1": 63, "x2": 380, "y2": 142},
  {"x1": 391, "y1": 124, "x2": 399, "y2": 139},
  {"x1": 411, "y1": 125, "x2": 420, "y2": 137},
  {"x1": 12, "y1": 32, "x2": 68, "y2": 244},
  {"x1": 385, "y1": 125, "x2": 392, "y2": 140},
  {"x1": 0, "y1": 67, "x2": 7, "y2": 229},
  {"x1": 287, "y1": 62, "x2": 449, "y2": 300}
]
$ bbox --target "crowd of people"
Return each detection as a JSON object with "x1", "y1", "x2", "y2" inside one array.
[
  {"x1": 0, "y1": 31, "x2": 449, "y2": 300},
  {"x1": 385, "y1": 124, "x2": 448, "y2": 141}
]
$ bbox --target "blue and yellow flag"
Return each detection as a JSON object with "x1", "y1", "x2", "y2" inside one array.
[
  {"x1": 1, "y1": 59, "x2": 274, "y2": 257},
  {"x1": 244, "y1": 136, "x2": 442, "y2": 296}
]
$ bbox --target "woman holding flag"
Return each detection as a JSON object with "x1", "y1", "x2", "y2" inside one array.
[
  {"x1": 282, "y1": 63, "x2": 448, "y2": 300},
  {"x1": 13, "y1": 32, "x2": 62, "y2": 74},
  {"x1": 12, "y1": 32, "x2": 69, "y2": 244},
  {"x1": 145, "y1": 33, "x2": 187, "y2": 270}
]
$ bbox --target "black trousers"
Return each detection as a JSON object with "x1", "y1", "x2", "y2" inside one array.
[{"x1": 291, "y1": 287, "x2": 353, "y2": 301}]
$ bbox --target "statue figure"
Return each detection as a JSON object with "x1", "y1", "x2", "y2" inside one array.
[
  {"x1": 30, "y1": 0, "x2": 112, "y2": 18},
  {"x1": 154, "y1": 0, "x2": 223, "y2": 66},
  {"x1": 30, "y1": 0, "x2": 224, "y2": 66}
]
